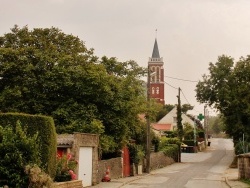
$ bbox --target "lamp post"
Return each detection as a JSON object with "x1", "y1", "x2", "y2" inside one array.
[{"x1": 146, "y1": 66, "x2": 151, "y2": 173}]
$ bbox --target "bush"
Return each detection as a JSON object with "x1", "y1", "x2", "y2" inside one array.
[
  {"x1": 0, "y1": 113, "x2": 57, "y2": 177},
  {"x1": 162, "y1": 144, "x2": 179, "y2": 161},
  {"x1": 128, "y1": 144, "x2": 145, "y2": 165},
  {"x1": 55, "y1": 153, "x2": 78, "y2": 182},
  {"x1": 159, "y1": 137, "x2": 181, "y2": 150},
  {"x1": 0, "y1": 122, "x2": 41, "y2": 187},
  {"x1": 25, "y1": 164, "x2": 54, "y2": 188},
  {"x1": 235, "y1": 141, "x2": 250, "y2": 155}
]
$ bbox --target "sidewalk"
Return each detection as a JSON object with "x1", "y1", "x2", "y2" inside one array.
[
  {"x1": 89, "y1": 167, "x2": 250, "y2": 188},
  {"x1": 224, "y1": 168, "x2": 250, "y2": 188}
]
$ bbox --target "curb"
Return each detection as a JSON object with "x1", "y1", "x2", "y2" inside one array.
[
  {"x1": 225, "y1": 176, "x2": 232, "y2": 188},
  {"x1": 117, "y1": 174, "x2": 150, "y2": 188}
]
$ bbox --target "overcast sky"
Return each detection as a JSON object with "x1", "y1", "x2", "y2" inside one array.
[{"x1": 1, "y1": 0, "x2": 250, "y2": 116}]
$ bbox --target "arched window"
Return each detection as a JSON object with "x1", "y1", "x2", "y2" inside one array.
[
  {"x1": 152, "y1": 87, "x2": 155, "y2": 94},
  {"x1": 156, "y1": 67, "x2": 160, "y2": 82},
  {"x1": 156, "y1": 87, "x2": 159, "y2": 94}
]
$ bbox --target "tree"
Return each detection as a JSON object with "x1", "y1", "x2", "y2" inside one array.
[
  {"x1": 196, "y1": 55, "x2": 250, "y2": 144},
  {"x1": 182, "y1": 104, "x2": 194, "y2": 114},
  {"x1": 0, "y1": 25, "x2": 147, "y2": 154},
  {"x1": 156, "y1": 104, "x2": 175, "y2": 122}
]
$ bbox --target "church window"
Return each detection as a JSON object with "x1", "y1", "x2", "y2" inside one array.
[
  {"x1": 156, "y1": 87, "x2": 159, "y2": 94},
  {"x1": 152, "y1": 87, "x2": 155, "y2": 94}
]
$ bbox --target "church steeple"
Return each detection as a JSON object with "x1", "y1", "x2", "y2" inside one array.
[
  {"x1": 148, "y1": 37, "x2": 165, "y2": 105},
  {"x1": 152, "y1": 39, "x2": 160, "y2": 58}
]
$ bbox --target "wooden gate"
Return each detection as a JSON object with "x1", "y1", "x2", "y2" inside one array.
[{"x1": 122, "y1": 146, "x2": 130, "y2": 177}]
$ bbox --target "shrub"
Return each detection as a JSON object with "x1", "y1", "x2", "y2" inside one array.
[
  {"x1": 24, "y1": 164, "x2": 54, "y2": 188},
  {"x1": 0, "y1": 113, "x2": 57, "y2": 177},
  {"x1": 162, "y1": 144, "x2": 179, "y2": 161},
  {"x1": 128, "y1": 144, "x2": 145, "y2": 165},
  {"x1": 159, "y1": 137, "x2": 181, "y2": 150},
  {"x1": 55, "y1": 153, "x2": 78, "y2": 182},
  {"x1": 0, "y1": 122, "x2": 41, "y2": 187}
]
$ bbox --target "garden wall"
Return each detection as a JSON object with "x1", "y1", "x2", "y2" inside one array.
[
  {"x1": 150, "y1": 151, "x2": 175, "y2": 170},
  {"x1": 98, "y1": 157, "x2": 123, "y2": 182},
  {"x1": 238, "y1": 153, "x2": 250, "y2": 179}
]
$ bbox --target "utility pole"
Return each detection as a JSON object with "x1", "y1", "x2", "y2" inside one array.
[
  {"x1": 177, "y1": 87, "x2": 183, "y2": 162},
  {"x1": 146, "y1": 66, "x2": 151, "y2": 173},
  {"x1": 204, "y1": 105, "x2": 207, "y2": 148}
]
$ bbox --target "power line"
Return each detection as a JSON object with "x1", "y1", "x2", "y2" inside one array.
[
  {"x1": 180, "y1": 89, "x2": 191, "y2": 105},
  {"x1": 165, "y1": 75, "x2": 198, "y2": 83},
  {"x1": 164, "y1": 81, "x2": 178, "y2": 90}
]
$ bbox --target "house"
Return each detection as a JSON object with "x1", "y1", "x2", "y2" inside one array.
[
  {"x1": 151, "y1": 123, "x2": 171, "y2": 137},
  {"x1": 157, "y1": 106, "x2": 195, "y2": 131}
]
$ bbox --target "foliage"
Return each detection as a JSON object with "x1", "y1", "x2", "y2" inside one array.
[
  {"x1": 235, "y1": 141, "x2": 250, "y2": 155},
  {"x1": 165, "y1": 131, "x2": 178, "y2": 138},
  {"x1": 177, "y1": 91, "x2": 183, "y2": 142},
  {"x1": 183, "y1": 123, "x2": 195, "y2": 140},
  {"x1": 0, "y1": 25, "x2": 147, "y2": 154},
  {"x1": 128, "y1": 144, "x2": 145, "y2": 165},
  {"x1": 0, "y1": 122, "x2": 41, "y2": 188},
  {"x1": 209, "y1": 115, "x2": 225, "y2": 134},
  {"x1": 159, "y1": 137, "x2": 181, "y2": 150},
  {"x1": 196, "y1": 55, "x2": 250, "y2": 144},
  {"x1": 155, "y1": 104, "x2": 192, "y2": 122},
  {"x1": 55, "y1": 153, "x2": 78, "y2": 182},
  {"x1": 162, "y1": 144, "x2": 179, "y2": 161},
  {"x1": 151, "y1": 136, "x2": 160, "y2": 152},
  {"x1": 0, "y1": 113, "x2": 57, "y2": 177},
  {"x1": 24, "y1": 164, "x2": 54, "y2": 188},
  {"x1": 182, "y1": 104, "x2": 194, "y2": 114}
]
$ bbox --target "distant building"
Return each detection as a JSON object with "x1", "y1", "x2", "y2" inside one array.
[
  {"x1": 148, "y1": 38, "x2": 165, "y2": 105},
  {"x1": 157, "y1": 106, "x2": 195, "y2": 131}
]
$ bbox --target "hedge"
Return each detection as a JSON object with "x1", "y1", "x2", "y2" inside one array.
[{"x1": 0, "y1": 113, "x2": 57, "y2": 177}]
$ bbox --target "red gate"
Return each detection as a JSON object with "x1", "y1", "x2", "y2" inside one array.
[{"x1": 122, "y1": 146, "x2": 130, "y2": 177}]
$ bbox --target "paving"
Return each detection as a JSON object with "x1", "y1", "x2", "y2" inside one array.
[
  {"x1": 89, "y1": 167, "x2": 249, "y2": 188},
  {"x1": 89, "y1": 142, "x2": 250, "y2": 188}
]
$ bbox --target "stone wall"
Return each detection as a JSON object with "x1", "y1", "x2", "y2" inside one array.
[
  {"x1": 54, "y1": 180, "x2": 83, "y2": 188},
  {"x1": 98, "y1": 157, "x2": 123, "y2": 182},
  {"x1": 150, "y1": 151, "x2": 175, "y2": 171},
  {"x1": 238, "y1": 153, "x2": 250, "y2": 179}
]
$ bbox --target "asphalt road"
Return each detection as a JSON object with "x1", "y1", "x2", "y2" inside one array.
[{"x1": 121, "y1": 138, "x2": 234, "y2": 188}]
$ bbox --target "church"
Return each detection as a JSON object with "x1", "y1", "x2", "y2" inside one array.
[{"x1": 148, "y1": 38, "x2": 165, "y2": 105}]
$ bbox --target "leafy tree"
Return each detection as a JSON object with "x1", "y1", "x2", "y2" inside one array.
[
  {"x1": 182, "y1": 104, "x2": 194, "y2": 114},
  {"x1": 196, "y1": 55, "x2": 250, "y2": 144},
  {"x1": 0, "y1": 25, "x2": 147, "y2": 154},
  {"x1": 156, "y1": 104, "x2": 175, "y2": 122},
  {"x1": 0, "y1": 121, "x2": 41, "y2": 188}
]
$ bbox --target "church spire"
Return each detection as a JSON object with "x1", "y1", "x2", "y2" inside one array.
[{"x1": 152, "y1": 38, "x2": 160, "y2": 58}]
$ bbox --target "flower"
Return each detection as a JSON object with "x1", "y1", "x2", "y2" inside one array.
[{"x1": 55, "y1": 153, "x2": 78, "y2": 182}]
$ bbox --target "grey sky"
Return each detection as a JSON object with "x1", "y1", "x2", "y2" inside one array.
[{"x1": 1, "y1": 0, "x2": 250, "y2": 116}]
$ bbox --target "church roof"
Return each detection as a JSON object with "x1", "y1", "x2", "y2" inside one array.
[{"x1": 152, "y1": 39, "x2": 160, "y2": 58}]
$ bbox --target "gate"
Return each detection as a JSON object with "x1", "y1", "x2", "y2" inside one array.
[{"x1": 122, "y1": 146, "x2": 130, "y2": 177}]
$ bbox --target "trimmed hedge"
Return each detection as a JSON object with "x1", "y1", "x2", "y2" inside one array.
[{"x1": 0, "y1": 113, "x2": 57, "y2": 177}]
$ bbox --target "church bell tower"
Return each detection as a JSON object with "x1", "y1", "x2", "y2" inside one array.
[{"x1": 148, "y1": 38, "x2": 165, "y2": 105}]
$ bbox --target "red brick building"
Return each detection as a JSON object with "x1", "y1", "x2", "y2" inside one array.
[{"x1": 148, "y1": 39, "x2": 165, "y2": 105}]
